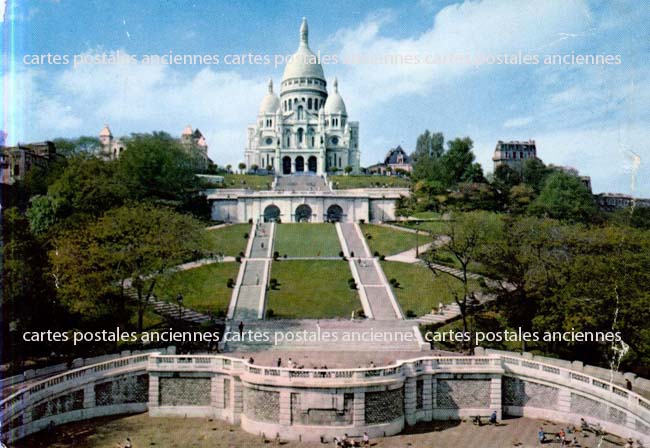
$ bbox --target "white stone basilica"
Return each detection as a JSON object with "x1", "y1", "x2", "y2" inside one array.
[{"x1": 245, "y1": 18, "x2": 360, "y2": 175}]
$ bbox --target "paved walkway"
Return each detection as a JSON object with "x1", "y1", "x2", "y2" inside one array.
[
  {"x1": 230, "y1": 223, "x2": 274, "y2": 321},
  {"x1": 225, "y1": 319, "x2": 425, "y2": 353},
  {"x1": 385, "y1": 243, "x2": 432, "y2": 263},
  {"x1": 338, "y1": 223, "x2": 403, "y2": 320},
  {"x1": 274, "y1": 174, "x2": 330, "y2": 192}
]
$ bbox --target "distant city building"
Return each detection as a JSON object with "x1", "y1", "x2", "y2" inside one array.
[
  {"x1": 245, "y1": 18, "x2": 360, "y2": 175},
  {"x1": 1, "y1": 141, "x2": 59, "y2": 185},
  {"x1": 492, "y1": 140, "x2": 538, "y2": 172},
  {"x1": 367, "y1": 145, "x2": 412, "y2": 175},
  {"x1": 99, "y1": 124, "x2": 212, "y2": 171},
  {"x1": 596, "y1": 193, "x2": 650, "y2": 212}
]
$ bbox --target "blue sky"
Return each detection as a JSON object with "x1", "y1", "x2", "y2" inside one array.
[{"x1": 2, "y1": 0, "x2": 649, "y2": 195}]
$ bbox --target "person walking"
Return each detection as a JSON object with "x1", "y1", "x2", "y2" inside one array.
[{"x1": 238, "y1": 321, "x2": 244, "y2": 337}]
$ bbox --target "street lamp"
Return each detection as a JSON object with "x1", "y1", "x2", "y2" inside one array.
[
  {"x1": 176, "y1": 293, "x2": 184, "y2": 321},
  {"x1": 415, "y1": 222, "x2": 420, "y2": 258}
]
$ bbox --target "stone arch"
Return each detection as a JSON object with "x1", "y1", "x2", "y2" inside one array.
[
  {"x1": 308, "y1": 156, "x2": 318, "y2": 173},
  {"x1": 326, "y1": 204, "x2": 344, "y2": 222},
  {"x1": 295, "y1": 156, "x2": 304, "y2": 172},
  {"x1": 263, "y1": 204, "x2": 281, "y2": 223},
  {"x1": 295, "y1": 204, "x2": 312, "y2": 222},
  {"x1": 282, "y1": 156, "x2": 292, "y2": 175}
]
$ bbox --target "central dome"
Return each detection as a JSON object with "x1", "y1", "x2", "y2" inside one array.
[{"x1": 282, "y1": 18, "x2": 325, "y2": 81}]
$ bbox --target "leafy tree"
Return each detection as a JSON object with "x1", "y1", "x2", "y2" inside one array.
[
  {"x1": 250, "y1": 164, "x2": 259, "y2": 173},
  {"x1": 50, "y1": 204, "x2": 208, "y2": 332},
  {"x1": 441, "y1": 137, "x2": 479, "y2": 186},
  {"x1": 529, "y1": 171, "x2": 597, "y2": 222},
  {"x1": 423, "y1": 211, "x2": 502, "y2": 351},
  {"x1": 52, "y1": 136, "x2": 101, "y2": 157},
  {"x1": 27, "y1": 155, "x2": 126, "y2": 236},
  {"x1": 493, "y1": 164, "x2": 522, "y2": 190},
  {"x1": 238, "y1": 162, "x2": 246, "y2": 173},
  {"x1": 447, "y1": 182, "x2": 498, "y2": 211},
  {"x1": 521, "y1": 158, "x2": 551, "y2": 193},
  {"x1": 117, "y1": 132, "x2": 200, "y2": 202},
  {"x1": 508, "y1": 184, "x2": 535, "y2": 214},
  {"x1": 344, "y1": 165, "x2": 353, "y2": 175},
  {"x1": 412, "y1": 131, "x2": 444, "y2": 182},
  {"x1": 2, "y1": 208, "x2": 60, "y2": 363}
]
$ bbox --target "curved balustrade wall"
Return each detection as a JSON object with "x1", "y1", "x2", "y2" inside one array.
[{"x1": 3, "y1": 350, "x2": 650, "y2": 444}]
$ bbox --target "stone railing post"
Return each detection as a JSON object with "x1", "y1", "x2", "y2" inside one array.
[
  {"x1": 232, "y1": 380, "x2": 244, "y2": 423},
  {"x1": 83, "y1": 383, "x2": 95, "y2": 409},
  {"x1": 422, "y1": 375, "x2": 433, "y2": 421},
  {"x1": 489, "y1": 376, "x2": 502, "y2": 420},
  {"x1": 353, "y1": 390, "x2": 365, "y2": 427},
  {"x1": 404, "y1": 378, "x2": 417, "y2": 426},
  {"x1": 148, "y1": 374, "x2": 159, "y2": 408},
  {"x1": 279, "y1": 390, "x2": 291, "y2": 426},
  {"x1": 431, "y1": 377, "x2": 438, "y2": 418}
]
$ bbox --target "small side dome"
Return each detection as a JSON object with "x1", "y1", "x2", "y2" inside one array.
[
  {"x1": 259, "y1": 79, "x2": 281, "y2": 115},
  {"x1": 323, "y1": 78, "x2": 347, "y2": 115},
  {"x1": 99, "y1": 124, "x2": 112, "y2": 137}
]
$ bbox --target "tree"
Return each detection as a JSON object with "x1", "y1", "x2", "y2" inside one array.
[
  {"x1": 250, "y1": 164, "x2": 259, "y2": 173},
  {"x1": 238, "y1": 163, "x2": 246, "y2": 173},
  {"x1": 441, "y1": 137, "x2": 479, "y2": 186},
  {"x1": 117, "y1": 132, "x2": 200, "y2": 202},
  {"x1": 423, "y1": 211, "x2": 502, "y2": 351},
  {"x1": 529, "y1": 171, "x2": 597, "y2": 222},
  {"x1": 412, "y1": 131, "x2": 444, "y2": 182},
  {"x1": 52, "y1": 136, "x2": 101, "y2": 157},
  {"x1": 50, "y1": 204, "x2": 208, "y2": 332},
  {"x1": 521, "y1": 158, "x2": 550, "y2": 193},
  {"x1": 344, "y1": 165, "x2": 353, "y2": 175},
  {"x1": 493, "y1": 164, "x2": 522, "y2": 190},
  {"x1": 27, "y1": 155, "x2": 127, "y2": 236},
  {"x1": 226, "y1": 164, "x2": 232, "y2": 173},
  {"x1": 508, "y1": 184, "x2": 535, "y2": 214}
]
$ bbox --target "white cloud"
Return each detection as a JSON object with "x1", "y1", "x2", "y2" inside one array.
[{"x1": 503, "y1": 116, "x2": 534, "y2": 129}]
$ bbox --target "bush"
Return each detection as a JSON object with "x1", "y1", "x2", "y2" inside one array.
[
  {"x1": 248, "y1": 218, "x2": 253, "y2": 224},
  {"x1": 350, "y1": 251, "x2": 355, "y2": 258},
  {"x1": 283, "y1": 254, "x2": 287, "y2": 259},
  {"x1": 389, "y1": 278, "x2": 397, "y2": 285},
  {"x1": 244, "y1": 233, "x2": 249, "y2": 239},
  {"x1": 366, "y1": 234, "x2": 372, "y2": 240},
  {"x1": 379, "y1": 255, "x2": 385, "y2": 261},
  {"x1": 478, "y1": 278, "x2": 487, "y2": 288},
  {"x1": 373, "y1": 251, "x2": 380, "y2": 257},
  {"x1": 226, "y1": 278, "x2": 234, "y2": 288},
  {"x1": 269, "y1": 278, "x2": 278, "y2": 289},
  {"x1": 273, "y1": 251, "x2": 280, "y2": 260},
  {"x1": 359, "y1": 219, "x2": 365, "y2": 224},
  {"x1": 266, "y1": 308, "x2": 275, "y2": 318},
  {"x1": 235, "y1": 256, "x2": 242, "y2": 263},
  {"x1": 356, "y1": 308, "x2": 366, "y2": 318},
  {"x1": 239, "y1": 251, "x2": 245, "y2": 258},
  {"x1": 405, "y1": 309, "x2": 417, "y2": 318},
  {"x1": 339, "y1": 251, "x2": 344, "y2": 258}
]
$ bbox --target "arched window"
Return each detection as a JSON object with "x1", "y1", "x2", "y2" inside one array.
[
  {"x1": 297, "y1": 128, "x2": 304, "y2": 144},
  {"x1": 308, "y1": 98, "x2": 312, "y2": 109},
  {"x1": 297, "y1": 106, "x2": 304, "y2": 120}
]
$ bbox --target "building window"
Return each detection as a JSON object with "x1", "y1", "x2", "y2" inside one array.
[{"x1": 308, "y1": 98, "x2": 312, "y2": 109}]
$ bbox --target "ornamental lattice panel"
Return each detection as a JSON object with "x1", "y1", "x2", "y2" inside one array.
[
  {"x1": 95, "y1": 374, "x2": 149, "y2": 406},
  {"x1": 365, "y1": 388, "x2": 404, "y2": 424},
  {"x1": 31, "y1": 390, "x2": 84, "y2": 421},
  {"x1": 159, "y1": 377, "x2": 211, "y2": 406},
  {"x1": 502, "y1": 377, "x2": 558, "y2": 408},
  {"x1": 436, "y1": 380, "x2": 490, "y2": 409},
  {"x1": 244, "y1": 388, "x2": 280, "y2": 422}
]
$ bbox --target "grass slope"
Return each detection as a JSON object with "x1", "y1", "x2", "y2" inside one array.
[
  {"x1": 266, "y1": 260, "x2": 359, "y2": 318},
  {"x1": 274, "y1": 223, "x2": 341, "y2": 257}
]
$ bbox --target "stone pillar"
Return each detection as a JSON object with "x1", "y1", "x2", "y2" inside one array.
[
  {"x1": 557, "y1": 388, "x2": 571, "y2": 414},
  {"x1": 431, "y1": 377, "x2": 437, "y2": 419},
  {"x1": 291, "y1": 159, "x2": 296, "y2": 174},
  {"x1": 211, "y1": 375, "x2": 221, "y2": 408},
  {"x1": 423, "y1": 375, "x2": 433, "y2": 421},
  {"x1": 489, "y1": 376, "x2": 502, "y2": 420},
  {"x1": 279, "y1": 391, "x2": 291, "y2": 426},
  {"x1": 83, "y1": 383, "x2": 95, "y2": 409},
  {"x1": 149, "y1": 375, "x2": 160, "y2": 408},
  {"x1": 233, "y1": 380, "x2": 244, "y2": 424},
  {"x1": 353, "y1": 391, "x2": 365, "y2": 427},
  {"x1": 404, "y1": 378, "x2": 417, "y2": 426}
]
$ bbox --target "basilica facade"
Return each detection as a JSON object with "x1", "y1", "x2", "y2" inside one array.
[{"x1": 245, "y1": 18, "x2": 360, "y2": 175}]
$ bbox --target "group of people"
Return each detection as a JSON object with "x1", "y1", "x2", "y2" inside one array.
[
  {"x1": 537, "y1": 427, "x2": 580, "y2": 446},
  {"x1": 333, "y1": 432, "x2": 370, "y2": 447}
]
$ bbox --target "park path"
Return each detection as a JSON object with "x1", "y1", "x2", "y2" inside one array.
[
  {"x1": 337, "y1": 223, "x2": 403, "y2": 320},
  {"x1": 229, "y1": 223, "x2": 274, "y2": 321}
]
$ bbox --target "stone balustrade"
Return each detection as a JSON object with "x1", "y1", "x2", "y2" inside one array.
[{"x1": 3, "y1": 350, "x2": 650, "y2": 444}]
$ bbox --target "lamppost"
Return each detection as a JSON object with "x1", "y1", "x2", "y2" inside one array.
[
  {"x1": 176, "y1": 293, "x2": 184, "y2": 322},
  {"x1": 415, "y1": 222, "x2": 420, "y2": 258}
]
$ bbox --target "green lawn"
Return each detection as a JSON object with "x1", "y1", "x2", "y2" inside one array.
[
  {"x1": 205, "y1": 224, "x2": 251, "y2": 256},
  {"x1": 153, "y1": 263, "x2": 241, "y2": 315},
  {"x1": 266, "y1": 260, "x2": 359, "y2": 318},
  {"x1": 274, "y1": 223, "x2": 341, "y2": 257},
  {"x1": 221, "y1": 174, "x2": 273, "y2": 190},
  {"x1": 381, "y1": 261, "x2": 480, "y2": 316},
  {"x1": 330, "y1": 175, "x2": 410, "y2": 189},
  {"x1": 360, "y1": 224, "x2": 421, "y2": 256},
  {"x1": 410, "y1": 211, "x2": 442, "y2": 219}
]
